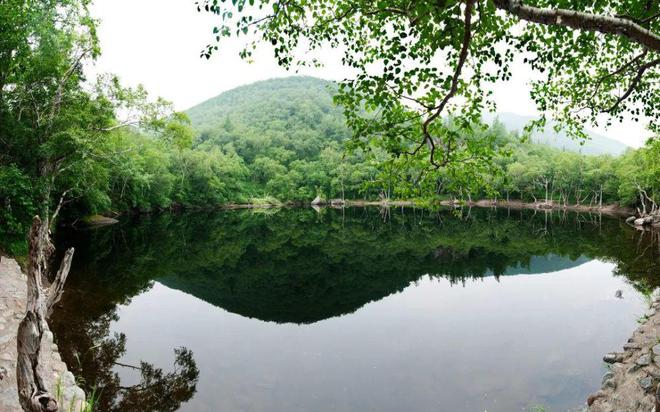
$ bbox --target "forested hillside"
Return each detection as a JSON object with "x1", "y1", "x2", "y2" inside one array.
[
  {"x1": 2, "y1": 67, "x2": 658, "y2": 253},
  {"x1": 185, "y1": 76, "x2": 658, "y2": 210},
  {"x1": 186, "y1": 76, "x2": 377, "y2": 201}
]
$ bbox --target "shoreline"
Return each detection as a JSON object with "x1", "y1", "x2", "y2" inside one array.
[
  {"x1": 0, "y1": 257, "x2": 85, "y2": 412},
  {"x1": 587, "y1": 290, "x2": 660, "y2": 411},
  {"x1": 89, "y1": 198, "x2": 637, "y2": 221},
  {"x1": 341, "y1": 198, "x2": 635, "y2": 216},
  {"x1": 444, "y1": 199, "x2": 635, "y2": 216}
]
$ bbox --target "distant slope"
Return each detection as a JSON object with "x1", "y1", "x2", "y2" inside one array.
[
  {"x1": 186, "y1": 77, "x2": 630, "y2": 159},
  {"x1": 483, "y1": 112, "x2": 630, "y2": 156},
  {"x1": 187, "y1": 76, "x2": 338, "y2": 128},
  {"x1": 186, "y1": 76, "x2": 349, "y2": 162}
]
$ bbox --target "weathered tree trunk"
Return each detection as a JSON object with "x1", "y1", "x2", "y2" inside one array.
[{"x1": 16, "y1": 216, "x2": 74, "y2": 412}]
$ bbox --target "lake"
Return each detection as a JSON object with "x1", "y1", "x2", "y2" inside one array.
[{"x1": 50, "y1": 207, "x2": 659, "y2": 412}]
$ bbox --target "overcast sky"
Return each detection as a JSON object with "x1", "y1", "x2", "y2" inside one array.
[{"x1": 88, "y1": 0, "x2": 652, "y2": 148}]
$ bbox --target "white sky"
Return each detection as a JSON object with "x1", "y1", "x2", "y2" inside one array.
[{"x1": 88, "y1": 0, "x2": 653, "y2": 148}]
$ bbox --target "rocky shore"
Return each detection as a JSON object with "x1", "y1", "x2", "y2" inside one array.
[
  {"x1": 587, "y1": 291, "x2": 660, "y2": 412},
  {"x1": 0, "y1": 256, "x2": 85, "y2": 412}
]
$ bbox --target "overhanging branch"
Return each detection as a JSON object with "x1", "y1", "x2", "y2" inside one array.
[
  {"x1": 493, "y1": 0, "x2": 660, "y2": 52},
  {"x1": 420, "y1": 0, "x2": 475, "y2": 168}
]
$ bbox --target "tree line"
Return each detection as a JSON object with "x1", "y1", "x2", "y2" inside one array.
[{"x1": 1, "y1": 3, "x2": 658, "y2": 251}]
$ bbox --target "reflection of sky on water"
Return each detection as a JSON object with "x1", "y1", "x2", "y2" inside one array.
[{"x1": 112, "y1": 259, "x2": 644, "y2": 412}]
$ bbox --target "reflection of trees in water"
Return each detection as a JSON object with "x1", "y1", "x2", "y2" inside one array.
[
  {"x1": 613, "y1": 227, "x2": 660, "y2": 294},
  {"x1": 50, "y1": 207, "x2": 657, "y2": 408},
  {"x1": 52, "y1": 299, "x2": 198, "y2": 411},
  {"x1": 113, "y1": 347, "x2": 198, "y2": 412}
]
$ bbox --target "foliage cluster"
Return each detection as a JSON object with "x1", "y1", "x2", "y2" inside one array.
[{"x1": 1, "y1": 0, "x2": 658, "y2": 249}]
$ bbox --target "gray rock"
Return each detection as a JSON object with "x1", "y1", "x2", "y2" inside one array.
[
  {"x1": 61, "y1": 371, "x2": 76, "y2": 387},
  {"x1": 62, "y1": 385, "x2": 85, "y2": 405},
  {"x1": 604, "y1": 352, "x2": 624, "y2": 363},
  {"x1": 81, "y1": 215, "x2": 119, "y2": 227},
  {"x1": 0, "y1": 366, "x2": 7, "y2": 381},
  {"x1": 73, "y1": 386, "x2": 85, "y2": 402},
  {"x1": 602, "y1": 378, "x2": 616, "y2": 390},
  {"x1": 636, "y1": 354, "x2": 652, "y2": 366},
  {"x1": 653, "y1": 344, "x2": 660, "y2": 356},
  {"x1": 654, "y1": 288, "x2": 660, "y2": 301},
  {"x1": 646, "y1": 309, "x2": 656, "y2": 317},
  {"x1": 0, "y1": 353, "x2": 12, "y2": 361},
  {"x1": 602, "y1": 371, "x2": 615, "y2": 384},
  {"x1": 624, "y1": 342, "x2": 641, "y2": 351},
  {"x1": 628, "y1": 364, "x2": 641, "y2": 374},
  {"x1": 639, "y1": 376, "x2": 655, "y2": 391},
  {"x1": 52, "y1": 362, "x2": 65, "y2": 373}
]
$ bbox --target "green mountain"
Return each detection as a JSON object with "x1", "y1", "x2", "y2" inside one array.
[
  {"x1": 188, "y1": 77, "x2": 630, "y2": 159},
  {"x1": 187, "y1": 76, "x2": 349, "y2": 163},
  {"x1": 185, "y1": 76, "x2": 368, "y2": 202},
  {"x1": 483, "y1": 112, "x2": 630, "y2": 156},
  {"x1": 181, "y1": 76, "x2": 642, "y2": 206}
]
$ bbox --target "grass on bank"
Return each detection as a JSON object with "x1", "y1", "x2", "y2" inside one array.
[{"x1": 54, "y1": 375, "x2": 99, "y2": 412}]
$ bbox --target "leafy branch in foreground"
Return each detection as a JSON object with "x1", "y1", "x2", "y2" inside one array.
[{"x1": 197, "y1": 0, "x2": 659, "y2": 170}]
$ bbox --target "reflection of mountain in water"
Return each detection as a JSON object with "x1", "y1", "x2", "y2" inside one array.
[
  {"x1": 156, "y1": 252, "x2": 593, "y2": 324},
  {"x1": 54, "y1": 207, "x2": 657, "y2": 325},
  {"x1": 50, "y1": 208, "x2": 658, "y2": 411},
  {"x1": 491, "y1": 254, "x2": 592, "y2": 277}
]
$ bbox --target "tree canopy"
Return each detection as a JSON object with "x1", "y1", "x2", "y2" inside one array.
[
  {"x1": 1, "y1": 1, "x2": 658, "y2": 254},
  {"x1": 198, "y1": 0, "x2": 659, "y2": 170}
]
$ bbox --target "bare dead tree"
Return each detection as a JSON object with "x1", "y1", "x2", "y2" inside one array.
[{"x1": 16, "y1": 216, "x2": 74, "y2": 412}]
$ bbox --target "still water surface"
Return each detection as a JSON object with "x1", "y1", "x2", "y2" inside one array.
[{"x1": 51, "y1": 207, "x2": 658, "y2": 412}]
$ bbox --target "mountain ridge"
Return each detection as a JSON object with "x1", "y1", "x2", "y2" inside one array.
[
  {"x1": 483, "y1": 112, "x2": 630, "y2": 156},
  {"x1": 186, "y1": 76, "x2": 630, "y2": 157}
]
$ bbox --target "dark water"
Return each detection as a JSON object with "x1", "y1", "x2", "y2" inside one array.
[{"x1": 51, "y1": 207, "x2": 659, "y2": 412}]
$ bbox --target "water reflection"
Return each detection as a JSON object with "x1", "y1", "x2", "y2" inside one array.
[{"x1": 50, "y1": 207, "x2": 658, "y2": 411}]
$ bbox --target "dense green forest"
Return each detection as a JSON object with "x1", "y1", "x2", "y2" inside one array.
[
  {"x1": 2, "y1": 72, "x2": 659, "y2": 249},
  {"x1": 0, "y1": 1, "x2": 658, "y2": 252},
  {"x1": 187, "y1": 76, "x2": 659, "y2": 209}
]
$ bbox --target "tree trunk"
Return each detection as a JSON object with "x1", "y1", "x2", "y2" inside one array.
[
  {"x1": 17, "y1": 216, "x2": 74, "y2": 412},
  {"x1": 340, "y1": 178, "x2": 345, "y2": 202}
]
